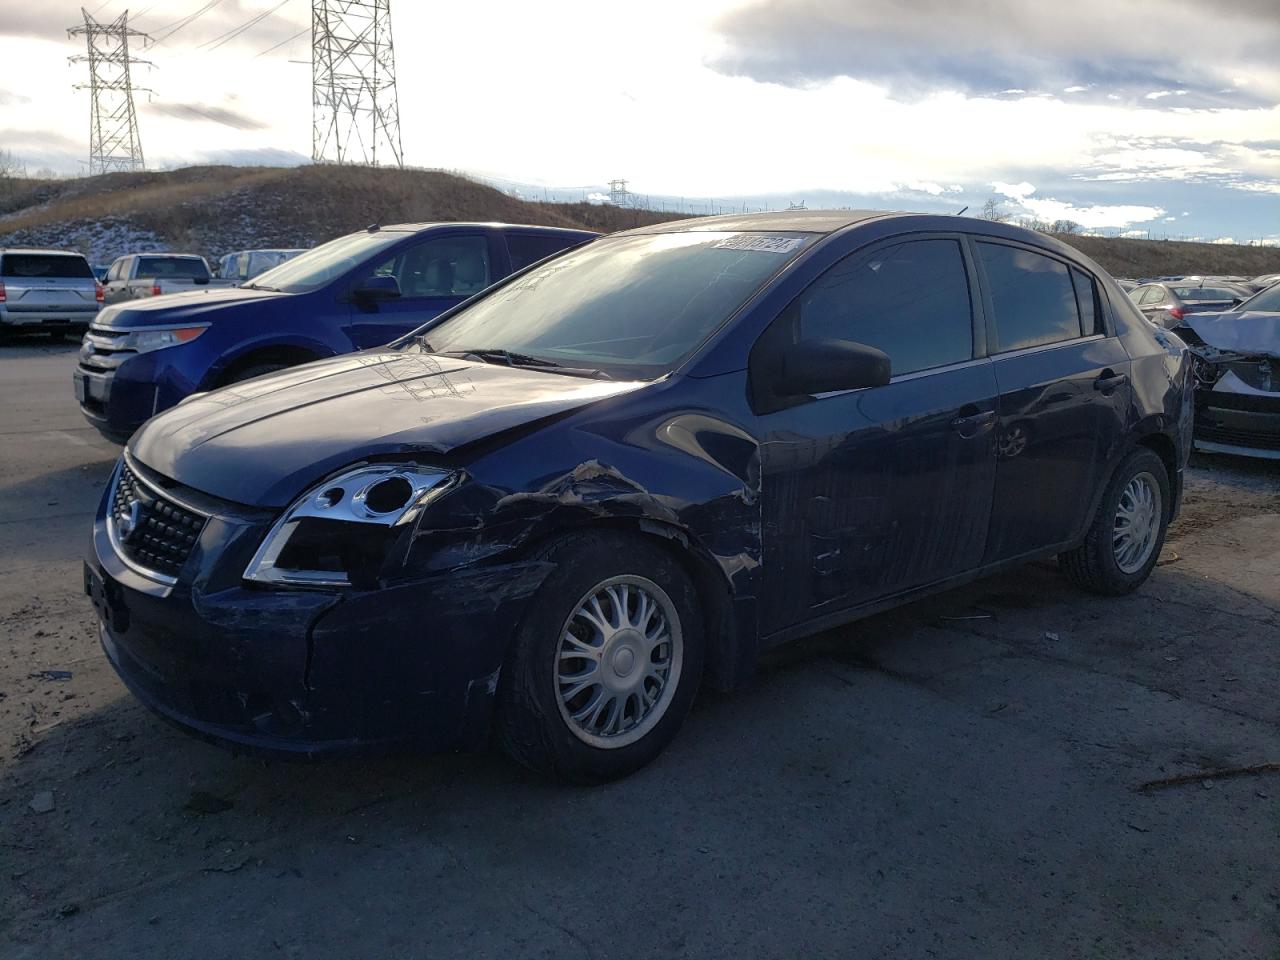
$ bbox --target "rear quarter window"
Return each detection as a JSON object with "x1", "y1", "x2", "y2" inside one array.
[
  {"x1": 1, "y1": 253, "x2": 94, "y2": 279},
  {"x1": 507, "y1": 233, "x2": 582, "y2": 272}
]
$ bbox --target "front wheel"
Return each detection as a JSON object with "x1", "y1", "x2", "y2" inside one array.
[
  {"x1": 1059, "y1": 448, "x2": 1170, "y2": 596},
  {"x1": 496, "y1": 532, "x2": 704, "y2": 783}
]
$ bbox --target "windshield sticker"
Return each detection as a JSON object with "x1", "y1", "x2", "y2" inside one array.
[{"x1": 712, "y1": 235, "x2": 805, "y2": 255}]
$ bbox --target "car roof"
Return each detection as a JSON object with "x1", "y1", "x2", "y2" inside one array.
[
  {"x1": 381, "y1": 222, "x2": 599, "y2": 236},
  {"x1": 0, "y1": 248, "x2": 90, "y2": 257},
  {"x1": 615, "y1": 209, "x2": 892, "y2": 236}
]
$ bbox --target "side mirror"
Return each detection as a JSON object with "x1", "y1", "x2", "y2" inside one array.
[
  {"x1": 353, "y1": 275, "x2": 401, "y2": 301},
  {"x1": 775, "y1": 338, "x2": 892, "y2": 396}
]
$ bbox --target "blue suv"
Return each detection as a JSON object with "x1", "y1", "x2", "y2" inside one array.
[{"x1": 74, "y1": 222, "x2": 596, "y2": 442}]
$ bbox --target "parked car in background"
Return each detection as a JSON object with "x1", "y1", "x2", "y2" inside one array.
[
  {"x1": 1247, "y1": 273, "x2": 1280, "y2": 294},
  {"x1": 1115, "y1": 278, "x2": 1139, "y2": 292},
  {"x1": 1128, "y1": 280, "x2": 1251, "y2": 327},
  {"x1": 84, "y1": 211, "x2": 1192, "y2": 782},
  {"x1": 102, "y1": 254, "x2": 231, "y2": 304},
  {"x1": 0, "y1": 248, "x2": 102, "y2": 336},
  {"x1": 74, "y1": 222, "x2": 597, "y2": 442},
  {"x1": 217, "y1": 248, "x2": 306, "y2": 286},
  {"x1": 92, "y1": 264, "x2": 111, "y2": 283},
  {"x1": 1176, "y1": 281, "x2": 1280, "y2": 459}
]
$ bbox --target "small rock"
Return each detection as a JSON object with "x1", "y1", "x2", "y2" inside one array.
[
  {"x1": 30, "y1": 791, "x2": 55, "y2": 814},
  {"x1": 1043, "y1": 631, "x2": 1060, "y2": 642},
  {"x1": 59, "y1": 903, "x2": 79, "y2": 918}
]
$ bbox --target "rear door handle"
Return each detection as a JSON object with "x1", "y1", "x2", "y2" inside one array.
[
  {"x1": 951, "y1": 409, "x2": 996, "y2": 437},
  {"x1": 1094, "y1": 371, "x2": 1128, "y2": 393}
]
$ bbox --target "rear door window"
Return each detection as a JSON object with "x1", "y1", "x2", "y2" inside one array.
[
  {"x1": 1138, "y1": 286, "x2": 1166, "y2": 305},
  {"x1": 977, "y1": 242, "x2": 1082, "y2": 352},
  {"x1": 783, "y1": 237, "x2": 975, "y2": 377},
  {"x1": 0, "y1": 254, "x2": 94, "y2": 279},
  {"x1": 507, "y1": 233, "x2": 580, "y2": 272}
]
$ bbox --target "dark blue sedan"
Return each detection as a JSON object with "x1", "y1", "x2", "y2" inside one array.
[
  {"x1": 73, "y1": 223, "x2": 597, "y2": 442},
  {"x1": 85, "y1": 211, "x2": 1193, "y2": 782}
]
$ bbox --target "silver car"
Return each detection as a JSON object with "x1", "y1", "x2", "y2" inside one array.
[{"x1": 0, "y1": 248, "x2": 101, "y2": 335}]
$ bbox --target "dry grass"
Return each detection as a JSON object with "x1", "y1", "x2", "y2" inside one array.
[
  {"x1": 1054, "y1": 233, "x2": 1280, "y2": 280},
  {"x1": 2, "y1": 165, "x2": 1278, "y2": 281}
]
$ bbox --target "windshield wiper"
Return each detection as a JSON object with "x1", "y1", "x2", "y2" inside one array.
[
  {"x1": 438, "y1": 348, "x2": 611, "y2": 380},
  {"x1": 243, "y1": 282, "x2": 280, "y2": 292}
]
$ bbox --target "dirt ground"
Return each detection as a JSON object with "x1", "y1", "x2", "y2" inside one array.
[{"x1": 2, "y1": 338, "x2": 1278, "y2": 959}]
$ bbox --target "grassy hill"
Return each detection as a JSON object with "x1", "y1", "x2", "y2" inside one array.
[{"x1": 1, "y1": 165, "x2": 1277, "y2": 281}]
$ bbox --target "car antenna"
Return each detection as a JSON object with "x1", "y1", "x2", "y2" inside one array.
[
  {"x1": 955, "y1": 205, "x2": 969, "y2": 216},
  {"x1": 366, "y1": 222, "x2": 380, "y2": 233}
]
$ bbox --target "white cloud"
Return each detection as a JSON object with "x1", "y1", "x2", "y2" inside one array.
[
  {"x1": 1211, "y1": 237, "x2": 1237, "y2": 244},
  {"x1": 992, "y1": 180, "x2": 1036, "y2": 200}
]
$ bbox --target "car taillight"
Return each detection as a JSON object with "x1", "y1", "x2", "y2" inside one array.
[
  {"x1": 1168, "y1": 306, "x2": 1186, "y2": 321},
  {"x1": 95, "y1": 282, "x2": 105, "y2": 303},
  {"x1": 0, "y1": 281, "x2": 6, "y2": 303},
  {"x1": 151, "y1": 282, "x2": 162, "y2": 296}
]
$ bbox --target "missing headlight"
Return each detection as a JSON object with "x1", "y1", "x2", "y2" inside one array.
[{"x1": 244, "y1": 464, "x2": 456, "y2": 588}]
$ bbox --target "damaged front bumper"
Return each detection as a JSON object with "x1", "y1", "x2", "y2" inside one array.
[
  {"x1": 86, "y1": 478, "x2": 554, "y2": 756},
  {"x1": 1179, "y1": 314, "x2": 1280, "y2": 460}
]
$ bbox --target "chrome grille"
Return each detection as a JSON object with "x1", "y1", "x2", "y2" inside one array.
[
  {"x1": 79, "y1": 326, "x2": 136, "y2": 373},
  {"x1": 109, "y1": 460, "x2": 207, "y2": 580}
]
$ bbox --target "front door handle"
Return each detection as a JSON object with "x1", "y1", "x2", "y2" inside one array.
[
  {"x1": 1094, "y1": 370, "x2": 1128, "y2": 394},
  {"x1": 951, "y1": 408, "x2": 996, "y2": 438}
]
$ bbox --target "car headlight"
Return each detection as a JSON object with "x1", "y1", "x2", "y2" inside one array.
[
  {"x1": 122, "y1": 326, "x2": 208, "y2": 354},
  {"x1": 244, "y1": 464, "x2": 457, "y2": 588}
]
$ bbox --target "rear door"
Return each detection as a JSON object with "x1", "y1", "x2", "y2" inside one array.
[
  {"x1": 342, "y1": 232, "x2": 498, "y2": 349},
  {"x1": 973, "y1": 240, "x2": 1131, "y2": 562},
  {"x1": 754, "y1": 235, "x2": 999, "y2": 635}
]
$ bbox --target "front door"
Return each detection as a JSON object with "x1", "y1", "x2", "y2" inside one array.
[
  {"x1": 971, "y1": 240, "x2": 1133, "y2": 561},
  {"x1": 344, "y1": 234, "x2": 495, "y2": 349},
  {"x1": 754, "y1": 236, "x2": 999, "y2": 636}
]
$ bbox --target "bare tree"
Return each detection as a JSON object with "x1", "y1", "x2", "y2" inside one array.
[
  {"x1": 981, "y1": 196, "x2": 1009, "y2": 222},
  {"x1": 0, "y1": 149, "x2": 23, "y2": 200},
  {"x1": 1052, "y1": 219, "x2": 1081, "y2": 235}
]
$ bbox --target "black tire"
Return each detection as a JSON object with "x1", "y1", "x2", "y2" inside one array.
[
  {"x1": 1059, "y1": 448, "x2": 1170, "y2": 596},
  {"x1": 226, "y1": 362, "x2": 288, "y2": 385},
  {"x1": 496, "y1": 531, "x2": 704, "y2": 784}
]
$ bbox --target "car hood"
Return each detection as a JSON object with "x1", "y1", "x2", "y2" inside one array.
[
  {"x1": 97, "y1": 287, "x2": 292, "y2": 328},
  {"x1": 1182, "y1": 310, "x2": 1280, "y2": 358},
  {"x1": 130, "y1": 350, "x2": 648, "y2": 507}
]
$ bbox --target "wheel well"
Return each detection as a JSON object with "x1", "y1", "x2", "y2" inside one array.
[
  {"x1": 1136, "y1": 432, "x2": 1177, "y2": 489},
  {"x1": 215, "y1": 346, "x2": 318, "y2": 387},
  {"x1": 519, "y1": 519, "x2": 744, "y2": 693}
]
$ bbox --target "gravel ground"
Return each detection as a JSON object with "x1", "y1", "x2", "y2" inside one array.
[{"x1": 2, "y1": 337, "x2": 1278, "y2": 959}]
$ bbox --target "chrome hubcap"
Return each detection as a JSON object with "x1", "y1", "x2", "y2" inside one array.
[
  {"x1": 1113, "y1": 471, "x2": 1161, "y2": 574},
  {"x1": 555, "y1": 575, "x2": 683, "y2": 749}
]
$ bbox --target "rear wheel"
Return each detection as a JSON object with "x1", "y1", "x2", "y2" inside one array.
[
  {"x1": 496, "y1": 532, "x2": 704, "y2": 783},
  {"x1": 1059, "y1": 448, "x2": 1170, "y2": 595}
]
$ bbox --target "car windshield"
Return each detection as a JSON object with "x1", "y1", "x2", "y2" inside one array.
[
  {"x1": 136, "y1": 257, "x2": 210, "y2": 280},
  {"x1": 246, "y1": 231, "x2": 404, "y2": 293},
  {"x1": 403, "y1": 231, "x2": 816, "y2": 379},
  {"x1": 1, "y1": 253, "x2": 94, "y2": 279},
  {"x1": 1241, "y1": 283, "x2": 1280, "y2": 313}
]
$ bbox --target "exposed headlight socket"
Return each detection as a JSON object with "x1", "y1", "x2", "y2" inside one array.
[{"x1": 243, "y1": 464, "x2": 455, "y2": 588}]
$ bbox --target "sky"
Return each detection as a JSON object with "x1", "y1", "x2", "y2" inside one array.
[{"x1": 0, "y1": 0, "x2": 1277, "y2": 241}]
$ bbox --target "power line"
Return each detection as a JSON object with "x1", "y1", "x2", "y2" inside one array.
[
  {"x1": 256, "y1": 26, "x2": 309, "y2": 58},
  {"x1": 200, "y1": 0, "x2": 295, "y2": 51},
  {"x1": 150, "y1": 0, "x2": 226, "y2": 47}
]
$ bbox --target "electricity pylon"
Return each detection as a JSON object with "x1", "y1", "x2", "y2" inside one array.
[
  {"x1": 312, "y1": 0, "x2": 403, "y2": 167},
  {"x1": 68, "y1": 8, "x2": 152, "y2": 175}
]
